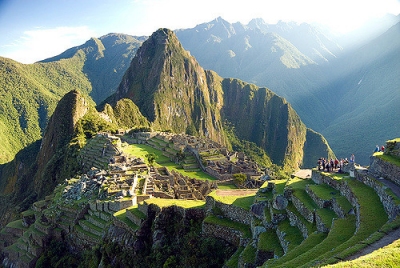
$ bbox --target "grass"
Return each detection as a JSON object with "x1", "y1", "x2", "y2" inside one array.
[
  {"x1": 309, "y1": 177, "x2": 388, "y2": 265},
  {"x1": 144, "y1": 198, "x2": 205, "y2": 209},
  {"x1": 126, "y1": 205, "x2": 146, "y2": 220},
  {"x1": 324, "y1": 238, "x2": 400, "y2": 268},
  {"x1": 264, "y1": 231, "x2": 327, "y2": 267},
  {"x1": 6, "y1": 219, "x2": 26, "y2": 230},
  {"x1": 204, "y1": 215, "x2": 251, "y2": 238},
  {"x1": 334, "y1": 195, "x2": 354, "y2": 214},
  {"x1": 241, "y1": 243, "x2": 257, "y2": 264},
  {"x1": 308, "y1": 184, "x2": 340, "y2": 200},
  {"x1": 208, "y1": 190, "x2": 256, "y2": 210},
  {"x1": 268, "y1": 216, "x2": 356, "y2": 268},
  {"x1": 374, "y1": 152, "x2": 400, "y2": 167},
  {"x1": 292, "y1": 189, "x2": 319, "y2": 211},
  {"x1": 122, "y1": 143, "x2": 216, "y2": 180},
  {"x1": 277, "y1": 219, "x2": 304, "y2": 252},
  {"x1": 258, "y1": 228, "x2": 284, "y2": 257},
  {"x1": 218, "y1": 183, "x2": 238, "y2": 190},
  {"x1": 286, "y1": 203, "x2": 316, "y2": 235},
  {"x1": 113, "y1": 209, "x2": 139, "y2": 230},
  {"x1": 224, "y1": 246, "x2": 244, "y2": 268},
  {"x1": 316, "y1": 208, "x2": 337, "y2": 228}
]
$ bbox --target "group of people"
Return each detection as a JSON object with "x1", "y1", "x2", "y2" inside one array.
[
  {"x1": 374, "y1": 145, "x2": 385, "y2": 153},
  {"x1": 317, "y1": 156, "x2": 352, "y2": 173}
]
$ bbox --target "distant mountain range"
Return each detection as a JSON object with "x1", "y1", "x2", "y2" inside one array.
[
  {"x1": 175, "y1": 15, "x2": 400, "y2": 164},
  {"x1": 0, "y1": 15, "x2": 398, "y2": 169}
]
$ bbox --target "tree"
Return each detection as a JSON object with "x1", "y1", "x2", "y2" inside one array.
[
  {"x1": 145, "y1": 153, "x2": 157, "y2": 166},
  {"x1": 233, "y1": 173, "x2": 246, "y2": 186}
]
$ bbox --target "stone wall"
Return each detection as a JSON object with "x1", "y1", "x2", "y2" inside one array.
[
  {"x1": 312, "y1": 171, "x2": 360, "y2": 231},
  {"x1": 286, "y1": 209, "x2": 308, "y2": 239},
  {"x1": 369, "y1": 155, "x2": 400, "y2": 186},
  {"x1": 205, "y1": 196, "x2": 252, "y2": 225},
  {"x1": 291, "y1": 195, "x2": 314, "y2": 223},
  {"x1": 202, "y1": 221, "x2": 246, "y2": 247},
  {"x1": 385, "y1": 140, "x2": 400, "y2": 158},
  {"x1": 305, "y1": 185, "x2": 331, "y2": 208}
]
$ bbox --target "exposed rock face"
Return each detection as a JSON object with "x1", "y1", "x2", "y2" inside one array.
[{"x1": 34, "y1": 90, "x2": 89, "y2": 197}]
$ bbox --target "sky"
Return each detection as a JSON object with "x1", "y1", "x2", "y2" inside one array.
[{"x1": 0, "y1": 0, "x2": 399, "y2": 64}]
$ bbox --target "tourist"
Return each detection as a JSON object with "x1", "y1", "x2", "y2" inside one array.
[
  {"x1": 350, "y1": 154, "x2": 355, "y2": 163},
  {"x1": 381, "y1": 145, "x2": 385, "y2": 152},
  {"x1": 334, "y1": 158, "x2": 339, "y2": 169},
  {"x1": 374, "y1": 145, "x2": 380, "y2": 153}
]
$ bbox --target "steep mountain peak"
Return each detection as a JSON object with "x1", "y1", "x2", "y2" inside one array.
[
  {"x1": 112, "y1": 28, "x2": 227, "y2": 144},
  {"x1": 247, "y1": 18, "x2": 268, "y2": 30},
  {"x1": 34, "y1": 90, "x2": 90, "y2": 196}
]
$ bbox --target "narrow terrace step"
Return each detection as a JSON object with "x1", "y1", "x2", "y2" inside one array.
[
  {"x1": 114, "y1": 210, "x2": 139, "y2": 231},
  {"x1": 257, "y1": 228, "x2": 284, "y2": 259},
  {"x1": 74, "y1": 225, "x2": 102, "y2": 245},
  {"x1": 264, "y1": 231, "x2": 326, "y2": 267},
  {"x1": 306, "y1": 184, "x2": 340, "y2": 209},
  {"x1": 269, "y1": 216, "x2": 356, "y2": 268},
  {"x1": 286, "y1": 203, "x2": 316, "y2": 238},
  {"x1": 276, "y1": 219, "x2": 304, "y2": 254},
  {"x1": 85, "y1": 213, "x2": 109, "y2": 229},
  {"x1": 291, "y1": 189, "x2": 319, "y2": 223},
  {"x1": 125, "y1": 207, "x2": 147, "y2": 226},
  {"x1": 78, "y1": 220, "x2": 105, "y2": 237},
  {"x1": 315, "y1": 208, "x2": 336, "y2": 233}
]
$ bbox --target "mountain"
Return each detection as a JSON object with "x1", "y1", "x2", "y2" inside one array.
[
  {"x1": 0, "y1": 90, "x2": 117, "y2": 227},
  {"x1": 0, "y1": 33, "x2": 144, "y2": 164},
  {"x1": 41, "y1": 33, "x2": 145, "y2": 104},
  {"x1": 317, "y1": 22, "x2": 400, "y2": 162},
  {"x1": 247, "y1": 18, "x2": 342, "y2": 63},
  {"x1": 0, "y1": 55, "x2": 92, "y2": 164},
  {"x1": 108, "y1": 28, "x2": 334, "y2": 170}
]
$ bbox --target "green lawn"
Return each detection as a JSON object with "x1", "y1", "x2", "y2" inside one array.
[
  {"x1": 144, "y1": 198, "x2": 205, "y2": 209},
  {"x1": 208, "y1": 190, "x2": 256, "y2": 210},
  {"x1": 122, "y1": 143, "x2": 216, "y2": 181}
]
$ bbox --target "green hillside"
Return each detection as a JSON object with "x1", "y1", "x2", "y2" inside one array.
[{"x1": 0, "y1": 54, "x2": 92, "y2": 164}]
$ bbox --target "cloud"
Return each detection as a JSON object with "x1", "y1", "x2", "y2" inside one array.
[{"x1": 3, "y1": 26, "x2": 96, "y2": 64}]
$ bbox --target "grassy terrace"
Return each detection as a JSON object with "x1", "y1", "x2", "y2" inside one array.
[
  {"x1": 113, "y1": 209, "x2": 139, "y2": 230},
  {"x1": 208, "y1": 190, "x2": 256, "y2": 211},
  {"x1": 225, "y1": 246, "x2": 244, "y2": 268},
  {"x1": 258, "y1": 228, "x2": 284, "y2": 257},
  {"x1": 264, "y1": 231, "x2": 327, "y2": 267},
  {"x1": 143, "y1": 198, "x2": 205, "y2": 209},
  {"x1": 308, "y1": 184, "x2": 340, "y2": 200},
  {"x1": 307, "y1": 177, "x2": 389, "y2": 266},
  {"x1": 122, "y1": 143, "x2": 216, "y2": 181},
  {"x1": 286, "y1": 203, "x2": 316, "y2": 235},
  {"x1": 374, "y1": 151, "x2": 400, "y2": 167},
  {"x1": 266, "y1": 216, "x2": 356, "y2": 268},
  {"x1": 278, "y1": 219, "x2": 304, "y2": 252}
]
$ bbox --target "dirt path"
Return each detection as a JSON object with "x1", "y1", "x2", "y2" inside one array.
[
  {"x1": 215, "y1": 189, "x2": 258, "y2": 196},
  {"x1": 345, "y1": 227, "x2": 400, "y2": 260}
]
